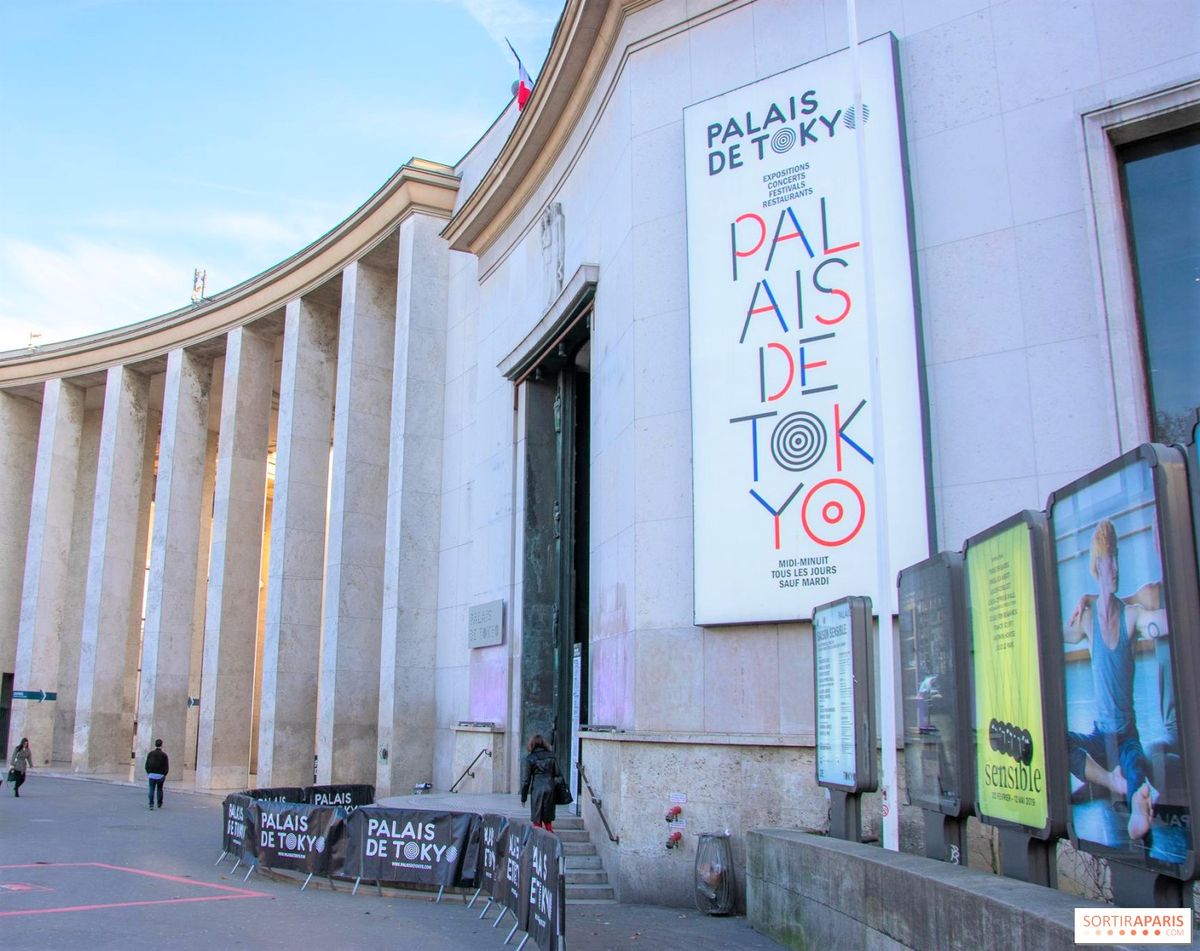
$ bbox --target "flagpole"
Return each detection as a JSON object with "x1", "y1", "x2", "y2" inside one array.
[{"x1": 845, "y1": 0, "x2": 900, "y2": 851}]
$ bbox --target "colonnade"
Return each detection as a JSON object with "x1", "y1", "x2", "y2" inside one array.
[{"x1": 0, "y1": 165, "x2": 459, "y2": 793}]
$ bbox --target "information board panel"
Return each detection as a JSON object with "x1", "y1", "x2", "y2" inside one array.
[{"x1": 813, "y1": 595, "x2": 876, "y2": 792}]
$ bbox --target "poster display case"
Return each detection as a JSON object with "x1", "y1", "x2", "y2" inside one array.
[
  {"x1": 899, "y1": 552, "x2": 972, "y2": 818},
  {"x1": 965, "y1": 511, "x2": 1067, "y2": 841},
  {"x1": 1050, "y1": 444, "x2": 1200, "y2": 879}
]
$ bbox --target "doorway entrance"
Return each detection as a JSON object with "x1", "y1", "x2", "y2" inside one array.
[{"x1": 520, "y1": 309, "x2": 591, "y2": 778}]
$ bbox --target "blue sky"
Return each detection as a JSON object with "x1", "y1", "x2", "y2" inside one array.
[{"x1": 0, "y1": 0, "x2": 561, "y2": 352}]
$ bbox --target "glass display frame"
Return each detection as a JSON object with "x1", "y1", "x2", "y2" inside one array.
[
  {"x1": 965, "y1": 510, "x2": 1067, "y2": 841},
  {"x1": 1050, "y1": 442, "x2": 1200, "y2": 880},
  {"x1": 899, "y1": 551, "x2": 973, "y2": 818},
  {"x1": 813, "y1": 595, "x2": 878, "y2": 794}
]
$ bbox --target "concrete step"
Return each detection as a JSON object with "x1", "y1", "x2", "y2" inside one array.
[
  {"x1": 555, "y1": 828, "x2": 590, "y2": 843},
  {"x1": 564, "y1": 869, "x2": 608, "y2": 885},
  {"x1": 566, "y1": 883, "x2": 616, "y2": 902},
  {"x1": 557, "y1": 813, "x2": 616, "y2": 903}
]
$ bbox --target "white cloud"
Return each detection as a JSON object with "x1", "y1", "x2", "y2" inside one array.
[
  {"x1": 435, "y1": 0, "x2": 561, "y2": 67},
  {"x1": 89, "y1": 207, "x2": 332, "y2": 257},
  {"x1": 0, "y1": 237, "x2": 192, "y2": 351}
]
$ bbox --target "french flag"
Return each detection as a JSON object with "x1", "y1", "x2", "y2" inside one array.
[{"x1": 506, "y1": 38, "x2": 533, "y2": 111}]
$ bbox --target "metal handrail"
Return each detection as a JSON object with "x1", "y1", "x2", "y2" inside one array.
[
  {"x1": 577, "y1": 758, "x2": 619, "y2": 843},
  {"x1": 450, "y1": 747, "x2": 492, "y2": 793}
]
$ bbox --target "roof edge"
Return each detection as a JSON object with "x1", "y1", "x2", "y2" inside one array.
[
  {"x1": 442, "y1": 0, "x2": 654, "y2": 255},
  {"x1": 0, "y1": 159, "x2": 460, "y2": 388}
]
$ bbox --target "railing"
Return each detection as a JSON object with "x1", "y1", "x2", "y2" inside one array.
[
  {"x1": 449, "y1": 747, "x2": 491, "y2": 793},
  {"x1": 577, "y1": 758, "x2": 619, "y2": 843}
]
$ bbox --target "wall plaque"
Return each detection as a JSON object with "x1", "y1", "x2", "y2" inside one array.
[{"x1": 468, "y1": 600, "x2": 505, "y2": 649}]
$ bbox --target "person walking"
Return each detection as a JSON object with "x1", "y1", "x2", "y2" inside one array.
[
  {"x1": 8, "y1": 738, "x2": 31, "y2": 797},
  {"x1": 145, "y1": 738, "x2": 169, "y2": 810},
  {"x1": 519, "y1": 734, "x2": 562, "y2": 833}
]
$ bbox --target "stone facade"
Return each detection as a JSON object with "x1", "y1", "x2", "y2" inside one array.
[{"x1": 0, "y1": 0, "x2": 1195, "y2": 910}]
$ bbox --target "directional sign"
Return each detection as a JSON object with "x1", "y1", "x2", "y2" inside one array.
[
  {"x1": 12, "y1": 690, "x2": 56, "y2": 702},
  {"x1": 186, "y1": 697, "x2": 201, "y2": 708}
]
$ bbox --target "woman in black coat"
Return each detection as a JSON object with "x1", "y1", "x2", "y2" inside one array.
[{"x1": 519, "y1": 734, "x2": 561, "y2": 832}]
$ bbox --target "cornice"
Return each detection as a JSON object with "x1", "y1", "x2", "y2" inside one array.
[
  {"x1": 442, "y1": 0, "x2": 657, "y2": 256},
  {"x1": 0, "y1": 159, "x2": 460, "y2": 390}
]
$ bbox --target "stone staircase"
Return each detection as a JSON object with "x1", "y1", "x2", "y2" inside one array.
[{"x1": 555, "y1": 814, "x2": 615, "y2": 903}]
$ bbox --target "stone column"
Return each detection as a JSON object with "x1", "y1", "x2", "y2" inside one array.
[
  {"x1": 11, "y1": 379, "x2": 84, "y2": 763},
  {"x1": 73, "y1": 366, "x2": 151, "y2": 773},
  {"x1": 52, "y1": 400, "x2": 101, "y2": 763},
  {"x1": 317, "y1": 259, "x2": 395, "y2": 784},
  {"x1": 195, "y1": 327, "x2": 273, "y2": 789},
  {"x1": 121, "y1": 406, "x2": 160, "y2": 762},
  {"x1": 377, "y1": 214, "x2": 448, "y2": 796},
  {"x1": 257, "y1": 295, "x2": 337, "y2": 787},
  {"x1": 0, "y1": 392, "x2": 40, "y2": 681},
  {"x1": 136, "y1": 349, "x2": 212, "y2": 768},
  {"x1": 184, "y1": 428, "x2": 218, "y2": 770}
]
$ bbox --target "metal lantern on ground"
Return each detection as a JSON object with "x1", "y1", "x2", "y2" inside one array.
[{"x1": 694, "y1": 832, "x2": 734, "y2": 915}]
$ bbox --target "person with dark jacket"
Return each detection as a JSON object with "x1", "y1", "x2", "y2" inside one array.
[
  {"x1": 9, "y1": 738, "x2": 31, "y2": 797},
  {"x1": 520, "y1": 734, "x2": 561, "y2": 833},
  {"x1": 145, "y1": 739, "x2": 169, "y2": 810}
]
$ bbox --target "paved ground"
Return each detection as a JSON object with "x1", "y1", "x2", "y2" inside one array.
[{"x1": 0, "y1": 775, "x2": 783, "y2": 950}]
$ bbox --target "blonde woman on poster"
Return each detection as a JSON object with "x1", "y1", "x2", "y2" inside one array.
[{"x1": 1063, "y1": 519, "x2": 1169, "y2": 841}]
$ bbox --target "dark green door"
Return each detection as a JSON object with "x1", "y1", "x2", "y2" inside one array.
[{"x1": 520, "y1": 327, "x2": 590, "y2": 774}]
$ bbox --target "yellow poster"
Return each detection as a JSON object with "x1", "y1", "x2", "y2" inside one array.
[{"x1": 968, "y1": 522, "x2": 1048, "y2": 830}]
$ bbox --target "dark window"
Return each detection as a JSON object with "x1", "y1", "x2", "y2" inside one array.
[{"x1": 1119, "y1": 126, "x2": 1200, "y2": 444}]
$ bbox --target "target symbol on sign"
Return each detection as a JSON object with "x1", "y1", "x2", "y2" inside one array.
[
  {"x1": 801, "y1": 478, "x2": 866, "y2": 547},
  {"x1": 285, "y1": 833, "x2": 297, "y2": 850},
  {"x1": 770, "y1": 412, "x2": 826, "y2": 472},
  {"x1": 446, "y1": 845, "x2": 459, "y2": 864},
  {"x1": 403, "y1": 841, "x2": 421, "y2": 860},
  {"x1": 771, "y1": 127, "x2": 797, "y2": 154}
]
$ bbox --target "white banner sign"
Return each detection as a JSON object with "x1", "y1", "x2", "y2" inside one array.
[{"x1": 684, "y1": 35, "x2": 928, "y2": 624}]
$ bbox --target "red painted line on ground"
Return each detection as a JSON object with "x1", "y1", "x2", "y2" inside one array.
[
  {"x1": 0, "y1": 862, "x2": 268, "y2": 917},
  {"x1": 87, "y1": 862, "x2": 266, "y2": 895},
  {"x1": 0, "y1": 893, "x2": 268, "y2": 917}
]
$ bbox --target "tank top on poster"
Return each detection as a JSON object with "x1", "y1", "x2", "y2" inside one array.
[{"x1": 1092, "y1": 602, "x2": 1134, "y2": 734}]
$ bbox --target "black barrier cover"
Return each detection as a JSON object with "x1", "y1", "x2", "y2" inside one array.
[
  {"x1": 342, "y1": 808, "x2": 481, "y2": 887},
  {"x1": 222, "y1": 794, "x2": 253, "y2": 854},
  {"x1": 305, "y1": 784, "x2": 375, "y2": 810},
  {"x1": 249, "y1": 800, "x2": 347, "y2": 875},
  {"x1": 518, "y1": 826, "x2": 565, "y2": 951},
  {"x1": 479, "y1": 814, "x2": 509, "y2": 892},
  {"x1": 244, "y1": 786, "x2": 306, "y2": 803},
  {"x1": 493, "y1": 820, "x2": 529, "y2": 918}
]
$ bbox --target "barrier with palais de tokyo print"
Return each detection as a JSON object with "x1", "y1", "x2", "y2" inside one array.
[
  {"x1": 247, "y1": 800, "x2": 348, "y2": 876},
  {"x1": 342, "y1": 806, "x2": 481, "y2": 888},
  {"x1": 216, "y1": 789, "x2": 565, "y2": 950},
  {"x1": 518, "y1": 825, "x2": 566, "y2": 951}
]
